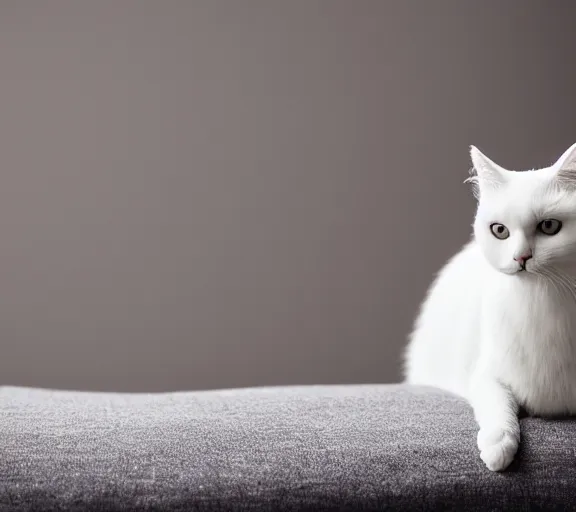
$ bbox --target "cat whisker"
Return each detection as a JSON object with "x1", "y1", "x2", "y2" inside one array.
[{"x1": 539, "y1": 267, "x2": 576, "y2": 301}]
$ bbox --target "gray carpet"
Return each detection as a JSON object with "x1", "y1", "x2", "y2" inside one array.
[{"x1": 1, "y1": 384, "x2": 575, "y2": 511}]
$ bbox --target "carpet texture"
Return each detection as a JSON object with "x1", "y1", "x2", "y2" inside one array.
[{"x1": 1, "y1": 384, "x2": 575, "y2": 511}]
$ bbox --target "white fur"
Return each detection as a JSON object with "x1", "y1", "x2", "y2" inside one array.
[{"x1": 404, "y1": 142, "x2": 576, "y2": 472}]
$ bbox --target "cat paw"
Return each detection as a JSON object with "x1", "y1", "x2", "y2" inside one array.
[{"x1": 477, "y1": 427, "x2": 519, "y2": 472}]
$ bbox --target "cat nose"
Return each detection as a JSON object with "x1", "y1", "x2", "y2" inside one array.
[{"x1": 514, "y1": 252, "x2": 533, "y2": 264}]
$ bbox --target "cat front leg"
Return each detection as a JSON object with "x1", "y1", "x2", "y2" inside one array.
[{"x1": 469, "y1": 372, "x2": 520, "y2": 471}]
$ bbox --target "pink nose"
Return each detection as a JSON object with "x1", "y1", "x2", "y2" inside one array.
[{"x1": 514, "y1": 252, "x2": 532, "y2": 264}]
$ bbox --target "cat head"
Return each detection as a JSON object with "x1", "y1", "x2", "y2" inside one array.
[{"x1": 467, "y1": 142, "x2": 576, "y2": 276}]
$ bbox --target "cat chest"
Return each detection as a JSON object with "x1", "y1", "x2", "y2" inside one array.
[{"x1": 498, "y1": 309, "x2": 576, "y2": 415}]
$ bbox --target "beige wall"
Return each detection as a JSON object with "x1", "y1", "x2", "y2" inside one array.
[{"x1": 1, "y1": 1, "x2": 575, "y2": 391}]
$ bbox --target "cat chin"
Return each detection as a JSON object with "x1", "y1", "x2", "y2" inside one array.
[
  {"x1": 494, "y1": 266, "x2": 524, "y2": 276},
  {"x1": 495, "y1": 266, "x2": 543, "y2": 277},
  {"x1": 496, "y1": 265, "x2": 553, "y2": 279}
]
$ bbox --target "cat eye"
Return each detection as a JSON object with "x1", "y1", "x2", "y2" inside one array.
[
  {"x1": 538, "y1": 219, "x2": 562, "y2": 236},
  {"x1": 490, "y1": 223, "x2": 510, "y2": 240}
]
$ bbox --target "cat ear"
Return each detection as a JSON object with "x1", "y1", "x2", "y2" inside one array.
[
  {"x1": 554, "y1": 142, "x2": 576, "y2": 186},
  {"x1": 465, "y1": 146, "x2": 508, "y2": 198}
]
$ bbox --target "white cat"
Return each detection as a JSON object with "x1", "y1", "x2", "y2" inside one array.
[{"x1": 404, "y1": 142, "x2": 576, "y2": 472}]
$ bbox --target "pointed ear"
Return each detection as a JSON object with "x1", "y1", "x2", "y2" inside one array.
[
  {"x1": 465, "y1": 145, "x2": 508, "y2": 198},
  {"x1": 554, "y1": 142, "x2": 576, "y2": 187}
]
